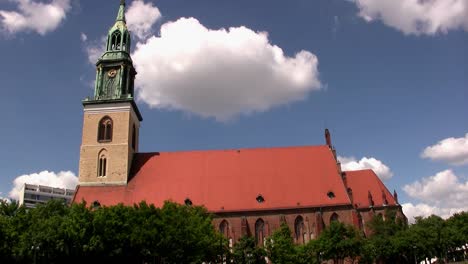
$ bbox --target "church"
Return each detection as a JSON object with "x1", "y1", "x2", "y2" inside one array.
[{"x1": 73, "y1": 0, "x2": 406, "y2": 246}]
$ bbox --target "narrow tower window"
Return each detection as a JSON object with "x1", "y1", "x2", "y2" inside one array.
[
  {"x1": 98, "y1": 117, "x2": 113, "y2": 142},
  {"x1": 98, "y1": 154, "x2": 107, "y2": 177},
  {"x1": 122, "y1": 32, "x2": 127, "y2": 51},
  {"x1": 132, "y1": 124, "x2": 136, "y2": 150},
  {"x1": 111, "y1": 31, "x2": 122, "y2": 50}
]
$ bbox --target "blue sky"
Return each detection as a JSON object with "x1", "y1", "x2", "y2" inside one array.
[{"x1": 0, "y1": 0, "x2": 467, "y2": 221}]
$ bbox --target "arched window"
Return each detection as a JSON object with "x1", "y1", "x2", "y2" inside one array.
[
  {"x1": 377, "y1": 213, "x2": 384, "y2": 221},
  {"x1": 111, "y1": 31, "x2": 121, "y2": 50},
  {"x1": 219, "y1": 220, "x2": 230, "y2": 238},
  {"x1": 358, "y1": 213, "x2": 364, "y2": 230},
  {"x1": 122, "y1": 32, "x2": 127, "y2": 51},
  {"x1": 132, "y1": 124, "x2": 136, "y2": 150},
  {"x1": 98, "y1": 150, "x2": 107, "y2": 177},
  {"x1": 330, "y1": 213, "x2": 339, "y2": 223},
  {"x1": 255, "y1": 218, "x2": 265, "y2": 246},
  {"x1": 98, "y1": 117, "x2": 113, "y2": 142},
  {"x1": 294, "y1": 216, "x2": 305, "y2": 244}
]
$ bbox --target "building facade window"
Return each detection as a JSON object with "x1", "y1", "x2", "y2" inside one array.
[
  {"x1": 132, "y1": 124, "x2": 136, "y2": 150},
  {"x1": 219, "y1": 220, "x2": 230, "y2": 238},
  {"x1": 255, "y1": 218, "x2": 265, "y2": 246},
  {"x1": 330, "y1": 212, "x2": 339, "y2": 223},
  {"x1": 98, "y1": 117, "x2": 113, "y2": 142},
  {"x1": 98, "y1": 150, "x2": 108, "y2": 177},
  {"x1": 111, "y1": 31, "x2": 121, "y2": 50},
  {"x1": 294, "y1": 216, "x2": 305, "y2": 244}
]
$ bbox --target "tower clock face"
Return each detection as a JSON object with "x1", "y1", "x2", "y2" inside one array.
[{"x1": 108, "y1": 69, "x2": 117, "y2": 78}]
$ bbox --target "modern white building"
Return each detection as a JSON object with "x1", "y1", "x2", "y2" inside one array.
[{"x1": 18, "y1": 184, "x2": 75, "y2": 208}]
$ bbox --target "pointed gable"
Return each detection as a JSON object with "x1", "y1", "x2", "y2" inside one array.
[
  {"x1": 345, "y1": 169, "x2": 397, "y2": 209},
  {"x1": 74, "y1": 145, "x2": 352, "y2": 211}
]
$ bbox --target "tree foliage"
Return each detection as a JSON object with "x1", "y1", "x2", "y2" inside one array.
[
  {"x1": 0, "y1": 200, "x2": 225, "y2": 263},
  {"x1": 231, "y1": 236, "x2": 266, "y2": 264},
  {"x1": 314, "y1": 221, "x2": 364, "y2": 263},
  {"x1": 0, "y1": 201, "x2": 466, "y2": 264}
]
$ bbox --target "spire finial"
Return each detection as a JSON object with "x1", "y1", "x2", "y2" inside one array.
[
  {"x1": 325, "y1": 128, "x2": 332, "y2": 147},
  {"x1": 116, "y1": 0, "x2": 126, "y2": 22}
]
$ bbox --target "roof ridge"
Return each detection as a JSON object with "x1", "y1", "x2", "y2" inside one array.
[{"x1": 136, "y1": 144, "x2": 329, "y2": 155}]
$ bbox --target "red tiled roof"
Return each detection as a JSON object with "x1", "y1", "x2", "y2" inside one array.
[
  {"x1": 74, "y1": 145, "x2": 352, "y2": 212},
  {"x1": 345, "y1": 169, "x2": 397, "y2": 209}
]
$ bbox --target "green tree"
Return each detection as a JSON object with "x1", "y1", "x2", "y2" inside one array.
[
  {"x1": 315, "y1": 221, "x2": 363, "y2": 263},
  {"x1": 265, "y1": 223, "x2": 317, "y2": 264},
  {"x1": 406, "y1": 215, "x2": 450, "y2": 263},
  {"x1": 366, "y1": 209, "x2": 408, "y2": 263},
  {"x1": 128, "y1": 201, "x2": 161, "y2": 262},
  {"x1": 89, "y1": 203, "x2": 140, "y2": 261},
  {"x1": 59, "y1": 202, "x2": 94, "y2": 260},
  {"x1": 265, "y1": 223, "x2": 296, "y2": 264},
  {"x1": 14, "y1": 199, "x2": 70, "y2": 263},
  {"x1": 445, "y1": 211, "x2": 468, "y2": 261},
  {"x1": 232, "y1": 236, "x2": 266, "y2": 264},
  {"x1": 156, "y1": 201, "x2": 225, "y2": 263}
]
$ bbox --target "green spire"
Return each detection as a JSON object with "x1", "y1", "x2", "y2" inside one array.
[
  {"x1": 86, "y1": 0, "x2": 136, "y2": 103},
  {"x1": 116, "y1": 0, "x2": 126, "y2": 22}
]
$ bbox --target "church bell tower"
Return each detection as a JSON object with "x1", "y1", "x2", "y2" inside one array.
[{"x1": 78, "y1": 0, "x2": 142, "y2": 186}]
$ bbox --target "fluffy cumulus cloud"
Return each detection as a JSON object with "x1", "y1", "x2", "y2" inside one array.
[
  {"x1": 338, "y1": 156, "x2": 393, "y2": 180},
  {"x1": 126, "y1": 0, "x2": 161, "y2": 39},
  {"x1": 402, "y1": 170, "x2": 468, "y2": 223},
  {"x1": 9, "y1": 170, "x2": 78, "y2": 200},
  {"x1": 81, "y1": 34, "x2": 106, "y2": 65},
  {"x1": 133, "y1": 17, "x2": 321, "y2": 121},
  {"x1": 421, "y1": 133, "x2": 468, "y2": 166},
  {"x1": 0, "y1": 0, "x2": 71, "y2": 35},
  {"x1": 352, "y1": 0, "x2": 468, "y2": 35}
]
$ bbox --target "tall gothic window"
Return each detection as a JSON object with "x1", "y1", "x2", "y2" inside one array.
[
  {"x1": 330, "y1": 213, "x2": 339, "y2": 223},
  {"x1": 358, "y1": 213, "x2": 364, "y2": 231},
  {"x1": 294, "y1": 216, "x2": 305, "y2": 244},
  {"x1": 219, "y1": 220, "x2": 229, "y2": 238},
  {"x1": 98, "y1": 151, "x2": 107, "y2": 177},
  {"x1": 111, "y1": 31, "x2": 122, "y2": 50},
  {"x1": 122, "y1": 32, "x2": 128, "y2": 51},
  {"x1": 98, "y1": 117, "x2": 113, "y2": 142},
  {"x1": 255, "y1": 218, "x2": 265, "y2": 246}
]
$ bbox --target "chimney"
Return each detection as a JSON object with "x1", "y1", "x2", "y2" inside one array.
[
  {"x1": 393, "y1": 190, "x2": 399, "y2": 204},
  {"x1": 325, "y1": 128, "x2": 332, "y2": 148}
]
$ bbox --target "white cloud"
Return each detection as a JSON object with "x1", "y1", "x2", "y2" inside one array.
[
  {"x1": 9, "y1": 170, "x2": 78, "y2": 200},
  {"x1": 421, "y1": 133, "x2": 468, "y2": 166},
  {"x1": 402, "y1": 202, "x2": 466, "y2": 223},
  {"x1": 403, "y1": 169, "x2": 468, "y2": 208},
  {"x1": 338, "y1": 156, "x2": 393, "y2": 180},
  {"x1": 82, "y1": 35, "x2": 106, "y2": 65},
  {"x1": 0, "y1": 0, "x2": 71, "y2": 35},
  {"x1": 352, "y1": 0, "x2": 468, "y2": 35},
  {"x1": 126, "y1": 0, "x2": 161, "y2": 39},
  {"x1": 132, "y1": 17, "x2": 321, "y2": 121},
  {"x1": 80, "y1": 32, "x2": 87, "y2": 42},
  {"x1": 402, "y1": 170, "x2": 468, "y2": 223}
]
